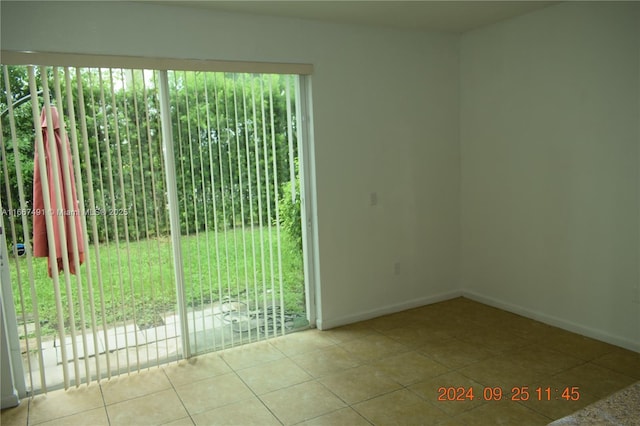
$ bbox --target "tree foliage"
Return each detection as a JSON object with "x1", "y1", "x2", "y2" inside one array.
[
  {"x1": 278, "y1": 159, "x2": 302, "y2": 251},
  {"x1": 1, "y1": 66, "x2": 301, "y2": 249}
]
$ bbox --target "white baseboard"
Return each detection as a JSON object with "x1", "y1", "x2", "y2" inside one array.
[
  {"x1": 316, "y1": 290, "x2": 463, "y2": 330},
  {"x1": 461, "y1": 289, "x2": 640, "y2": 353},
  {"x1": 315, "y1": 288, "x2": 639, "y2": 353}
]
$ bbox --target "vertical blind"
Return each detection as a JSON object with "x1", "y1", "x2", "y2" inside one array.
[{"x1": 0, "y1": 63, "x2": 305, "y2": 394}]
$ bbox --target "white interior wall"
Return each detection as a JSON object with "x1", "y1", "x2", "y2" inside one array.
[
  {"x1": 0, "y1": 1, "x2": 461, "y2": 329},
  {"x1": 2, "y1": 1, "x2": 638, "y2": 352},
  {"x1": 460, "y1": 2, "x2": 640, "y2": 351}
]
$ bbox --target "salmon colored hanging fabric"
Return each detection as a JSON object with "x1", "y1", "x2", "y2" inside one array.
[{"x1": 32, "y1": 106, "x2": 85, "y2": 277}]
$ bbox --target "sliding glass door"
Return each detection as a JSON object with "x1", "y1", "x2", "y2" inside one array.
[{"x1": 0, "y1": 62, "x2": 311, "y2": 394}]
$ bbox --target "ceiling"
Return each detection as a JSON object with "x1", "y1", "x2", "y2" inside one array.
[{"x1": 155, "y1": 1, "x2": 558, "y2": 33}]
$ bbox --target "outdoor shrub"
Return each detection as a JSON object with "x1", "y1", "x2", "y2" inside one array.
[{"x1": 278, "y1": 161, "x2": 302, "y2": 251}]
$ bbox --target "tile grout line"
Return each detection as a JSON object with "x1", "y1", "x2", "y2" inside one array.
[
  {"x1": 160, "y1": 367, "x2": 197, "y2": 425},
  {"x1": 26, "y1": 395, "x2": 32, "y2": 426},
  {"x1": 7, "y1": 299, "x2": 639, "y2": 425},
  {"x1": 12, "y1": 386, "x2": 34, "y2": 426},
  {"x1": 374, "y1": 329, "x2": 554, "y2": 421},
  {"x1": 233, "y1": 371, "x2": 286, "y2": 425},
  {"x1": 98, "y1": 380, "x2": 111, "y2": 426},
  {"x1": 283, "y1": 335, "x2": 464, "y2": 423},
  {"x1": 234, "y1": 338, "x2": 369, "y2": 425},
  {"x1": 392, "y1": 333, "x2": 635, "y2": 424},
  {"x1": 226, "y1": 340, "x2": 288, "y2": 425}
]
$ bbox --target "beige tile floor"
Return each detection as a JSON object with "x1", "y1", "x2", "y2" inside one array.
[{"x1": 2, "y1": 297, "x2": 639, "y2": 425}]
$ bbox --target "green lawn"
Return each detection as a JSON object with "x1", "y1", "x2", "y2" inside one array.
[{"x1": 9, "y1": 227, "x2": 304, "y2": 335}]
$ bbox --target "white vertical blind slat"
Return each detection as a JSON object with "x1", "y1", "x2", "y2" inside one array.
[
  {"x1": 204, "y1": 96, "x2": 220, "y2": 349},
  {"x1": 202, "y1": 73, "x2": 219, "y2": 350},
  {"x1": 75, "y1": 67, "x2": 105, "y2": 383},
  {"x1": 221, "y1": 74, "x2": 240, "y2": 342},
  {"x1": 194, "y1": 72, "x2": 207, "y2": 351},
  {"x1": 251, "y1": 79, "x2": 267, "y2": 340},
  {"x1": 62, "y1": 67, "x2": 91, "y2": 385},
  {"x1": 30, "y1": 66, "x2": 70, "y2": 389},
  {"x1": 158, "y1": 69, "x2": 188, "y2": 359},
  {"x1": 285, "y1": 76, "x2": 296, "y2": 202},
  {"x1": 131, "y1": 70, "x2": 155, "y2": 368},
  {"x1": 86, "y1": 68, "x2": 113, "y2": 378},
  {"x1": 259, "y1": 79, "x2": 275, "y2": 338},
  {"x1": 159, "y1": 69, "x2": 181, "y2": 362},
  {"x1": 233, "y1": 76, "x2": 252, "y2": 343},
  {"x1": 109, "y1": 68, "x2": 139, "y2": 374},
  {"x1": 2, "y1": 65, "x2": 305, "y2": 392},
  {"x1": 214, "y1": 74, "x2": 235, "y2": 346},
  {"x1": 2, "y1": 65, "x2": 47, "y2": 392},
  {"x1": 241, "y1": 79, "x2": 256, "y2": 342},
  {"x1": 51, "y1": 67, "x2": 81, "y2": 387},
  {"x1": 204, "y1": 74, "x2": 226, "y2": 351},
  {"x1": 98, "y1": 68, "x2": 125, "y2": 375},
  {"x1": 142, "y1": 71, "x2": 165, "y2": 365},
  {"x1": 119, "y1": 68, "x2": 142, "y2": 373},
  {"x1": 269, "y1": 77, "x2": 287, "y2": 336},
  {"x1": 0, "y1": 115, "x2": 38, "y2": 390},
  {"x1": 180, "y1": 71, "x2": 199, "y2": 352}
]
